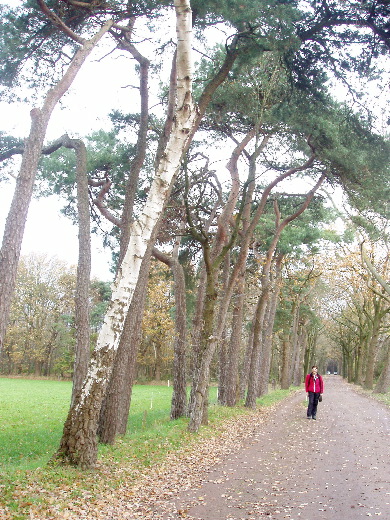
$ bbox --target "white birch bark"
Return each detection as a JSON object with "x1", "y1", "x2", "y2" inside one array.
[
  {"x1": 56, "y1": 0, "x2": 196, "y2": 467},
  {"x1": 77, "y1": 0, "x2": 195, "y2": 408}
]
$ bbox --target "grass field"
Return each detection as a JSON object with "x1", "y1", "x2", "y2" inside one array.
[
  {"x1": 0, "y1": 377, "x2": 297, "y2": 519},
  {"x1": 0, "y1": 378, "x2": 216, "y2": 472},
  {"x1": 0, "y1": 378, "x2": 72, "y2": 471}
]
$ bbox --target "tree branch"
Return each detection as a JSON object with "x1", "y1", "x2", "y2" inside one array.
[{"x1": 36, "y1": 0, "x2": 86, "y2": 44}]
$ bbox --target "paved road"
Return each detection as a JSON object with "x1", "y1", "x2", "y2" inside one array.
[{"x1": 158, "y1": 376, "x2": 389, "y2": 520}]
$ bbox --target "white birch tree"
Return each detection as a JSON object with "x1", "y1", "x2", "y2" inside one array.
[{"x1": 55, "y1": 0, "x2": 197, "y2": 468}]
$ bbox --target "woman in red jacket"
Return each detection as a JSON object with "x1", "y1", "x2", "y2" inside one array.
[{"x1": 305, "y1": 365, "x2": 324, "y2": 420}]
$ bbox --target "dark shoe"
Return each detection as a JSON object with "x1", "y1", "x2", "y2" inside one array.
[{"x1": 312, "y1": 416, "x2": 316, "y2": 420}]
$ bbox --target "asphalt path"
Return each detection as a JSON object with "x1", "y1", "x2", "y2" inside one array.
[{"x1": 158, "y1": 376, "x2": 389, "y2": 520}]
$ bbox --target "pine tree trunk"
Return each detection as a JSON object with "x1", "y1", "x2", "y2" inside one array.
[
  {"x1": 187, "y1": 267, "x2": 207, "y2": 416},
  {"x1": 187, "y1": 133, "x2": 255, "y2": 427},
  {"x1": 170, "y1": 254, "x2": 188, "y2": 419},
  {"x1": 290, "y1": 301, "x2": 301, "y2": 386},
  {"x1": 245, "y1": 285, "x2": 271, "y2": 408},
  {"x1": 295, "y1": 325, "x2": 308, "y2": 385},
  {"x1": 188, "y1": 249, "x2": 218, "y2": 432},
  {"x1": 153, "y1": 225, "x2": 188, "y2": 420},
  {"x1": 223, "y1": 150, "x2": 259, "y2": 407},
  {"x1": 240, "y1": 321, "x2": 255, "y2": 400},
  {"x1": 69, "y1": 139, "x2": 91, "y2": 405},
  {"x1": 246, "y1": 173, "x2": 325, "y2": 406},
  {"x1": 217, "y1": 253, "x2": 231, "y2": 405}
]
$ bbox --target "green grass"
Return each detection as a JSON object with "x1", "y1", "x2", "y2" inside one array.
[
  {"x1": 0, "y1": 378, "x2": 72, "y2": 471},
  {"x1": 0, "y1": 378, "x2": 296, "y2": 519}
]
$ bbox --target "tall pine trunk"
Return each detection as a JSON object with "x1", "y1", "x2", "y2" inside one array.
[
  {"x1": 187, "y1": 131, "x2": 256, "y2": 431},
  {"x1": 290, "y1": 301, "x2": 301, "y2": 386},
  {"x1": 245, "y1": 283, "x2": 271, "y2": 408},
  {"x1": 67, "y1": 138, "x2": 91, "y2": 405},
  {"x1": 280, "y1": 337, "x2": 291, "y2": 390},
  {"x1": 248, "y1": 175, "x2": 324, "y2": 400},
  {"x1": 223, "y1": 273, "x2": 245, "y2": 406},
  {"x1": 222, "y1": 148, "x2": 260, "y2": 407}
]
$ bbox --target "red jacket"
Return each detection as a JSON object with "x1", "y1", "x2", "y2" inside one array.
[{"x1": 305, "y1": 373, "x2": 324, "y2": 393}]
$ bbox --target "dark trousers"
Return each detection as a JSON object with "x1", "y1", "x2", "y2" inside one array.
[{"x1": 307, "y1": 392, "x2": 320, "y2": 418}]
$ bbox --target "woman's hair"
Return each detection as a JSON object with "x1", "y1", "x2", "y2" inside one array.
[{"x1": 310, "y1": 365, "x2": 320, "y2": 376}]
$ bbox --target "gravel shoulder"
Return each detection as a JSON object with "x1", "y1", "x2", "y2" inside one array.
[{"x1": 153, "y1": 376, "x2": 390, "y2": 520}]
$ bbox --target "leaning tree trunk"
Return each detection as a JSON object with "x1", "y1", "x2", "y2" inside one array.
[
  {"x1": 97, "y1": 27, "x2": 151, "y2": 442},
  {"x1": 117, "y1": 21, "x2": 150, "y2": 268},
  {"x1": 54, "y1": 1, "x2": 196, "y2": 468},
  {"x1": 97, "y1": 241, "x2": 153, "y2": 443},
  {"x1": 0, "y1": 21, "x2": 112, "y2": 351}
]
